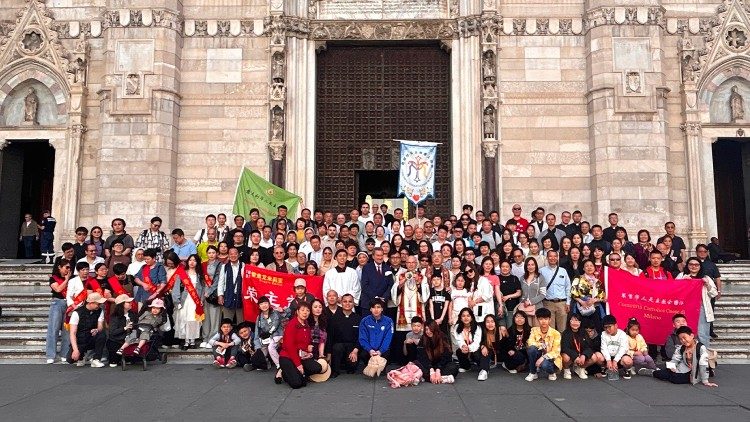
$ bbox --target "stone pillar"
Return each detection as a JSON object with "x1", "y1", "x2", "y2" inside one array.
[
  {"x1": 480, "y1": 12, "x2": 500, "y2": 212},
  {"x1": 453, "y1": 16, "x2": 483, "y2": 213},
  {"x1": 267, "y1": 3, "x2": 287, "y2": 187},
  {"x1": 678, "y1": 34, "x2": 709, "y2": 249},
  {"x1": 97, "y1": 3, "x2": 182, "y2": 229},
  {"x1": 585, "y1": 3, "x2": 670, "y2": 230}
]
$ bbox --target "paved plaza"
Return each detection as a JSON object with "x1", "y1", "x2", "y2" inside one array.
[{"x1": 1, "y1": 364, "x2": 748, "y2": 421}]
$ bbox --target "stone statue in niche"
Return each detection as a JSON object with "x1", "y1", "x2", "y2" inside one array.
[
  {"x1": 730, "y1": 85, "x2": 745, "y2": 123},
  {"x1": 271, "y1": 108, "x2": 284, "y2": 142},
  {"x1": 125, "y1": 74, "x2": 140, "y2": 96},
  {"x1": 272, "y1": 52, "x2": 285, "y2": 83},
  {"x1": 22, "y1": 88, "x2": 39, "y2": 126},
  {"x1": 483, "y1": 83, "x2": 496, "y2": 99},
  {"x1": 625, "y1": 71, "x2": 641, "y2": 94},
  {"x1": 482, "y1": 51, "x2": 495, "y2": 81},
  {"x1": 483, "y1": 107, "x2": 495, "y2": 138}
]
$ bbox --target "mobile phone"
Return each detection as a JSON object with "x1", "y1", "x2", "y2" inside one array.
[{"x1": 666, "y1": 362, "x2": 676, "y2": 370}]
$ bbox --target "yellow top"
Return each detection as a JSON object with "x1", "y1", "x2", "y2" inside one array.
[{"x1": 527, "y1": 326, "x2": 562, "y2": 369}]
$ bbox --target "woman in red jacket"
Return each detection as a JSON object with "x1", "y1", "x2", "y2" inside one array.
[{"x1": 278, "y1": 302, "x2": 324, "y2": 388}]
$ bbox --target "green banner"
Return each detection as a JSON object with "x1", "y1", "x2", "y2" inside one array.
[{"x1": 232, "y1": 167, "x2": 301, "y2": 220}]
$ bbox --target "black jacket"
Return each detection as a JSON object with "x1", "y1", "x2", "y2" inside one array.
[
  {"x1": 109, "y1": 310, "x2": 137, "y2": 342},
  {"x1": 561, "y1": 329, "x2": 593, "y2": 360}
]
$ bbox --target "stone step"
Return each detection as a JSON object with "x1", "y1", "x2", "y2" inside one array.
[
  {"x1": 0, "y1": 321, "x2": 48, "y2": 330},
  {"x1": 0, "y1": 333, "x2": 45, "y2": 346},
  {"x1": 0, "y1": 293, "x2": 55, "y2": 302},
  {"x1": 0, "y1": 344, "x2": 213, "y2": 363},
  {"x1": 0, "y1": 281, "x2": 53, "y2": 294},
  {"x1": 0, "y1": 312, "x2": 53, "y2": 322},
  {"x1": 0, "y1": 302, "x2": 54, "y2": 312}
]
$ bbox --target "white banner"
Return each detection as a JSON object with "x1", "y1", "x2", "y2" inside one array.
[{"x1": 397, "y1": 140, "x2": 438, "y2": 206}]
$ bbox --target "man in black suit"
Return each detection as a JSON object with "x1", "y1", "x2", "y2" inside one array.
[{"x1": 358, "y1": 247, "x2": 393, "y2": 316}]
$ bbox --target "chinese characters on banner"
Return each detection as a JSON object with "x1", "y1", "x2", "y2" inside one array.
[
  {"x1": 606, "y1": 270, "x2": 703, "y2": 345},
  {"x1": 241, "y1": 266, "x2": 324, "y2": 322}
]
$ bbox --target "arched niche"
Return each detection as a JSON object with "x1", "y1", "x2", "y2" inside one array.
[
  {"x1": 709, "y1": 76, "x2": 750, "y2": 124},
  {"x1": 0, "y1": 78, "x2": 67, "y2": 126}
]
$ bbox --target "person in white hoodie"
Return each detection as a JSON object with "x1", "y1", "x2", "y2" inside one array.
[{"x1": 600, "y1": 315, "x2": 634, "y2": 379}]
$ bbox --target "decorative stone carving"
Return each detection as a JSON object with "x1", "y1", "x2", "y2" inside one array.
[
  {"x1": 512, "y1": 19, "x2": 526, "y2": 35},
  {"x1": 22, "y1": 87, "x2": 39, "y2": 125},
  {"x1": 730, "y1": 85, "x2": 745, "y2": 123},
  {"x1": 482, "y1": 50, "x2": 495, "y2": 82},
  {"x1": 449, "y1": 0, "x2": 459, "y2": 18},
  {"x1": 680, "y1": 122, "x2": 702, "y2": 136},
  {"x1": 310, "y1": 20, "x2": 457, "y2": 40},
  {"x1": 271, "y1": 107, "x2": 284, "y2": 142},
  {"x1": 124, "y1": 73, "x2": 141, "y2": 96},
  {"x1": 624, "y1": 71, "x2": 642, "y2": 94},
  {"x1": 362, "y1": 148, "x2": 375, "y2": 170},
  {"x1": 458, "y1": 17, "x2": 481, "y2": 38},
  {"x1": 272, "y1": 52, "x2": 285, "y2": 83},
  {"x1": 268, "y1": 140, "x2": 285, "y2": 161},
  {"x1": 725, "y1": 26, "x2": 748, "y2": 51},
  {"x1": 270, "y1": 83, "x2": 286, "y2": 102},
  {"x1": 483, "y1": 106, "x2": 496, "y2": 138},
  {"x1": 20, "y1": 30, "x2": 43, "y2": 54},
  {"x1": 481, "y1": 141, "x2": 499, "y2": 158},
  {"x1": 481, "y1": 16, "x2": 501, "y2": 43}
]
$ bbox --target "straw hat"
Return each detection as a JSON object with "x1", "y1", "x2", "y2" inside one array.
[{"x1": 308, "y1": 358, "x2": 331, "y2": 382}]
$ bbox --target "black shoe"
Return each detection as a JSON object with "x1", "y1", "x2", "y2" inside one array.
[
  {"x1": 710, "y1": 332, "x2": 718, "y2": 339},
  {"x1": 331, "y1": 371, "x2": 340, "y2": 379},
  {"x1": 243, "y1": 364, "x2": 253, "y2": 372},
  {"x1": 180, "y1": 344, "x2": 189, "y2": 351},
  {"x1": 274, "y1": 376, "x2": 284, "y2": 384}
]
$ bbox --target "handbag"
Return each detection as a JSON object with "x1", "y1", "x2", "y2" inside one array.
[
  {"x1": 206, "y1": 291, "x2": 219, "y2": 306},
  {"x1": 516, "y1": 302, "x2": 536, "y2": 317}
]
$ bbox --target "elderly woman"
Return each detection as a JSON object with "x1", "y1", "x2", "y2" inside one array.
[{"x1": 278, "y1": 302, "x2": 327, "y2": 389}]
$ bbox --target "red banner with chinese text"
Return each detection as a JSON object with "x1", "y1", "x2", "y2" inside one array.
[
  {"x1": 241, "y1": 266, "x2": 324, "y2": 323},
  {"x1": 606, "y1": 270, "x2": 702, "y2": 345}
]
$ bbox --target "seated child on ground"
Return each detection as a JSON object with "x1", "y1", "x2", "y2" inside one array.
[
  {"x1": 625, "y1": 317, "x2": 656, "y2": 375},
  {"x1": 208, "y1": 318, "x2": 241, "y2": 368},
  {"x1": 650, "y1": 326, "x2": 718, "y2": 387}
]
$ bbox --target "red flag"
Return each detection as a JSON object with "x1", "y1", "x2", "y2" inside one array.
[
  {"x1": 606, "y1": 269, "x2": 703, "y2": 345},
  {"x1": 241, "y1": 266, "x2": 324, "y2": 323}
]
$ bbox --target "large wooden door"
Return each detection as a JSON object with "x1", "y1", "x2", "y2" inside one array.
[
  {"x1": 712, "y1": 139, "x2": 748, "y2": 257},
  {"x1": 315, "y1": 43, "x2": 452, "y2": 216}
]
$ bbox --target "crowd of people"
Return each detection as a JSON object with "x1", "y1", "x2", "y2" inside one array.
[{"x1": 44, "y1": 203, "x2": 721, "y2": 388}]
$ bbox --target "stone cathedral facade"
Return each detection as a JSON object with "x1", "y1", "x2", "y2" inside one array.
[{"x1": 0, "y1": 0, "x2": 749, "y2": 254}]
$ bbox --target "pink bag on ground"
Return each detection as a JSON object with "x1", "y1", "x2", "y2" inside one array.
[{"x1": 386, "y1": 362, "x2": 423, "y2": 388}]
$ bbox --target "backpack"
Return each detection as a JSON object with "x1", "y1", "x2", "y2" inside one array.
[
  {"x1": 680, "y1": 341, "x2": 718, "y2": 374},
  {"x1": 386, "y1": 362, "x2": 423, "y2": 388}
]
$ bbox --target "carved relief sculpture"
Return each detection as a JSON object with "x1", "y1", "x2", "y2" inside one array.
[
  {"x1": 483, "y1": 106, "x2": 495, "y2": 138},
  {"x1": 730, "y1": 85, "x2": 745, "y2": 123},
  {"x1": 125, "y1": 73, "x2": 140, "y2": 96},
  {"x1": 272, "y1": 52, "x2": 285, "y2": 83},
  {"x1": 625, "y1": 71, "x2": 641, "y2": 94},
  {"x1": 271, "y1": 108, "x2": 284, "y2": 142},
  {"x1": 482, "y1": 51, "x2": 495, "y2": 82},
  {"x1": 23, "y1": 87, "x2": 39, "y2": 125}
]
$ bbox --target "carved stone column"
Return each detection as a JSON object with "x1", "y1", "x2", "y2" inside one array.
[
  {"x1": 267, "y1": 11, "x2": 287, "y2": 187},
  {"x1": 480, "y1": 12, "x2": 501, "y2": 212},
  {"x1": 679, "y1": 34, "x2": 708, "y2": 249}
]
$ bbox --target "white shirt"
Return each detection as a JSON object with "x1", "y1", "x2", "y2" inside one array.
[
  {"x1": 69, "y1": 307, "x2": 104, "y2": 325},
  {"x1": 472, "y1": 276, "x2": 495, "y2": 318},
  {"x1": 601, "y1": 329, "x2": 630, "y2": 361},
  {"x1": 431, "y1": 239, "x2": 452, "y2": 251},
  {"x1": 193, "y1": 227, "x2": 215, "y2": 243},
  {"x1": 308, "y1": 249, "x2": 323, "y2": 265},
  {"x1": 66, "y1": 276, "x2": 85, "y2": 307},
  {"x1": 323, "y1": 266, "x2": 361, "y2": 305},
  {"x1": 218, "y1": 261, "x2": 243, "y2": 296},
  {"x1": 260, "y1": 237, "x2": 273, "y2": 249},
  {"x1": 452, "y1": 325, "x2": 482, "y2": 353},
  {"x1": 76, "y1": 256, "x2": 104, "y2": 272}
]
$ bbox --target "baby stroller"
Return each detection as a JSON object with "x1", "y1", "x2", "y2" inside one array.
[{"x1": 120, "y1": 331, "x2": 168, "y2": 371}]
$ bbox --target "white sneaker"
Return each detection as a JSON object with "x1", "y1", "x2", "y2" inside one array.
[
  {"x1": 458, "y1": 367, "x2": 468, "y2": 373},
  {"x1": 525, "y1": 373, "x2": 538, "y2": 382},
  {"x1": 199, "y1": 342, "x2": 209, "y2": 349},
  {"x1": 90, "y1": 359, "x2": 105, "y2": 368},
  {"x1": 109, "y1": 363, "x2": 118, "y2": 368},
  {"x1": 548, "y1": 373, "x2": 557, "y2": 381},
  {"x1": 629, "y1": 367, "x2": 636, "y2": 376},
  {"x1": 477, "y1": 370, "x2": 488, "y2": 381},
  {"x1": 575, "y1": 367, "x2": 589, "y2": 379},
  {"x1": 46, "y1": 358, "x2": 55, "y2": 364},
  {"x1": 75, "y1": 360, "x2": 85, "y2": 367},
  {"x1": 501, "y1": 362, "x2": 517, "y2": 374},
  {"x1": 441, "y1": 375, "x2": 455, "y2": 384},
  {"x1": 563, "y1": 368, "x2": 572, "y2": 380}
]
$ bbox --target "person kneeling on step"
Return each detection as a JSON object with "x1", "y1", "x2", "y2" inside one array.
[
  {"x1": 525, "y1": 307, "x2": 562, "y2": 381},
  {"x1": 67, "y1": 292, "x2": 107, "y2": 367}
]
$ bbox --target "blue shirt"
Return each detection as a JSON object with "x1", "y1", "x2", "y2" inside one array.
[
  {"x1": 358, "y1": 314, "x2": 394, "y2": 354},
  {"x1": 171, "y1": 240, "x2": 197, "y2": 260},
  {"x1": 540, "y1": 265, "x2": 571, "y2": 304},
  {"x1": 134, "y1": 263, "x2": 167, "y2": 302}
]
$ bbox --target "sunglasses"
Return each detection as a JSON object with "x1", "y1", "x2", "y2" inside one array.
[
  {"x1": 512, "y1": 207, "x2": 521, "y2": 211},
  {"x1": 609, "y1": 258, "x2": 621, "y2": 261}
]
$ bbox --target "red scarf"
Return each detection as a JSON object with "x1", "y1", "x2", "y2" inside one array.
[
  {"x1": 141, "y1": 265, "x2": 157, "y2": 293},
  {"x1": 64, "y1": 288, "x2": 88, "y2": 330},
  {"x1": 202, "y1": 262, "x2": 213, "y2": 287},
  {"x1": 164, "y1": 266, "x2": 190, "y2": 293},
  {"x1": 179, "y1": 270, "x2": 205, "y2": 322},
  {"x1": 85, "y1": 278, "x2": 103, "y2": 294},
  {"x1": 107, "y1": 276, "x2": 128, "y2": 297}
]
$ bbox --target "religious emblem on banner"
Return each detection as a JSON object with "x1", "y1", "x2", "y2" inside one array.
[{"x1": 397, "y1": 140, "x2": 438, "y2": 205}]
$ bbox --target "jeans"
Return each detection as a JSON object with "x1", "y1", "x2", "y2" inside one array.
[
  {"x1": 698, "y1": 304, "x2": 711, "y2": 348},
  {"x1": 22, "y1": 236, "x2": 36, "y2": 258},
  {"x1": 67, "y1": 332, "x2": 107, "y2": 363},
  {"x1": 527, "y1": 346, "x2": 557, "y2": 375},
  {"x1": 45, "y1": 299, "x2": 71, "y2": 359},
  {"x1": 456, "y1": 349, "x2": 491, "y2": 372},
  {"x1": 653, "y1": 369, "x2": 691, "y2": 384},
  {"x1": 40, "y1": 232, "x2": 54, "y2": 255}
]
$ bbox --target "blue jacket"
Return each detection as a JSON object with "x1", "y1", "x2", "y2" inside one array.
[
  {"x1": 359, "y1": 262, "x2": 393, "y2": 311},
  {"x1": 358, "y1": 314, "x2": 394, "y2": 354}
]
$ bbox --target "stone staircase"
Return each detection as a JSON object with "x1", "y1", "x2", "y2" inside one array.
[
  {"x1": 0, "y1": 263, "x2": 211, "y2": 363},
  {"x1": 0, "y1": 262, "x2": 748, "y2": 363}
]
